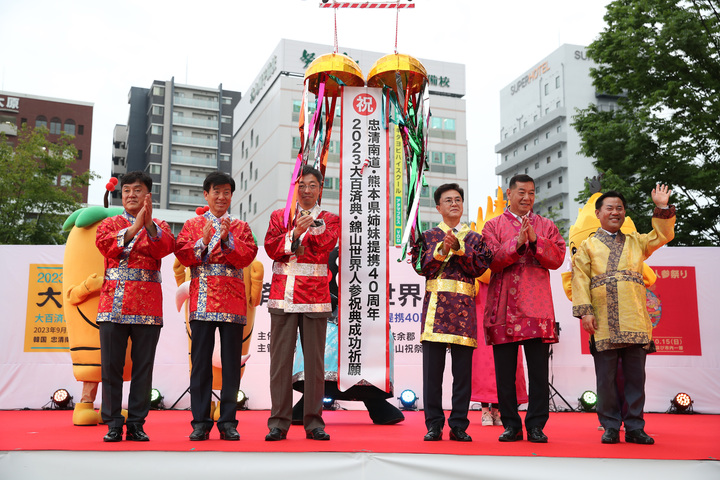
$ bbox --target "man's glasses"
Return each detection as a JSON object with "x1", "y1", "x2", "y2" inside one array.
[
  {"x1": 441, "y1": 198, "x2": 463, "y2": 205},
  {"x1": 298, "y1": 184, "x2": 319, "y2": 191}
]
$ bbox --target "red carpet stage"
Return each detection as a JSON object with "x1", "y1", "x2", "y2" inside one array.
[{"x1": 1, "y1": 409, "x2": 718, "y2": 479}]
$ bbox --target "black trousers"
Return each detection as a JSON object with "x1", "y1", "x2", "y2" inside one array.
[
  {"x1": 189, "y1": 321, "x2": 244, "y2": 431},
  {"x1": 493, "y1": 338, "x2": 549, "y2": 431},
  {"x1": 99, "y1": 322, "x2": 161, "y2": 428},
  {"x1": 422, "y1": 341, "x2": 473, "y2": 431},
  {"x1": 593, "y1": 345, "x2": 647, "y2": 431}
]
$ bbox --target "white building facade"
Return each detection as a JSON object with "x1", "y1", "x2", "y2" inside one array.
[
  {"x1": 232, "y1": 39, "x2": 467, "y2": 240},
  {"x1": 495, "y1": 44, "x2": 619, "y2": 229}
]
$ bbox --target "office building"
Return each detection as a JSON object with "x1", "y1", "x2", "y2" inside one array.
[
  {"x1": 232, "y1": 39, "x2": 467, "y2": 239},
  {"x1": 112, "y1": 80, "x2": 241, "y2": 212},
  {"x1": 0, "y1": 91, "x2": 93, "y2": 202},
  {"x1": 494, "y1": 44, "x2": 620, "y2": 229}
]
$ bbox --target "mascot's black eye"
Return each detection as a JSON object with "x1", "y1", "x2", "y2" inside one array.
[{"x1": 571, "y1": 246, "x2": 577, "y2": 255}]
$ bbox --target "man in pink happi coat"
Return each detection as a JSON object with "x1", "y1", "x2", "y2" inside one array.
[{"x1": 483, "y1": 174, "x2": 566, "y2": 443}]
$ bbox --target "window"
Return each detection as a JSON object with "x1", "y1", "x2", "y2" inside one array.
[
  {"x1": 222, "y1": 96, "x2": 233, "y2": 105},
  {"x1": 152, "y1": 185, "x2": 161, "y2": 195},
  {"x1": 445, "y1": 153, "x2": 455, "y2": 165},
  {"x1": 443, "y1": 118, "x2": 455, "y2": 131},
  {"x1": 556, "y1": 125, "x2": 562, "y2": 133},
  {"x1": 533, "y1": 138, "x2": 538, "y2": 146},
  {"x1": 64, "y1": 119, "x2": 76, "y2": 135},
  {"x1": 545, "y1": 108, "x2": 549, "y2": 115},
  {"x1": 558, "y1": 150, "x2": 563, "y2": 158},
  {"x1": 523, "y1": 144, "x2": 528, "y2": 151},
  {"x1": 152, "y1": 86, "x2": 165, "y2": 96},
  {"x1": 60, "y1": 175, "x2": 72, "y2": 186},
  {"x1": 148, "y1": 164, "x2": 162, "y2": 174},
  {"x1": 431, "y1": 117, "x2": 443, "y2": 129},
  {"x1": 524, "y1": 167, "x2": 528, "y2": 174},
  {"x1": 523, "y1": 121, "x2": 527, "y2": 128},
  {"x1": 547, "y1": 181, "x2": 552, "y2": 188},
  {"x1": 421, "y1": 186, "x2": 430, "y2": 198},
  {"x1": 555, "y1": 77, "x2": 561, "y2": 88},
  {"x1": 36, "y1": 116, "x2": 47, "y2": 128},
  {"x1": 504, "y1": 155, "x2": 508, "y2": 162},
  {"x1": 546, "y1": 156, "x2": 551, "y2": 164},
  {"x1": 150, "y1": 144, "x2": 162, "y2": 155},
  {"x1": 151, "y1": 125, "x2": 163, "y2": 135},
  {"x1": 535, "y1": 162, "x2": 539, "y2": 169},
  {"x1": 545, "y1": 132, "x2": 550, "y2": 139},
  {"x1": 548, "y1": 206, "x2": 553, "y2": 212},
  {"x1": 556, "y1": 101, "x2": 561, "y2": 108},
  {"x1": 544, "y1": 84, "x2": 549, "y2": 95},
  {"x1": 513, "y1": 149, "x2": 517, "y2": 157},
  {"x1": 558, "y1": 176, "x2": 563, "y2": 184},
  {"x1": 78, "y1": 125, "x2": 84, "y2": 135},
  {"x1": 220, "y1": 154, "x2": 230, "y2": 162},
  {"x1": 513, "y1": 127, "x2": 517, "y2": 134},
  {"x1": 432, "y1": 152, "x2": 443, "y2": 164},
  {"x1": 293, "y1": 100, "x2": 302, "y2": 113},
  {"x1": 221, "y1": 116, "x2": 231, "y2": 124},
  {"x1": 152, "y1": 105, "x2": 164, "y2": 116},
  {"x1": 559, "y1": 201, "x2": 564, "y2": 209},
  {"x1": 221, "y1": 135, "x2": 231, "y2": 143},
  {"x1": 533, "y1": 115, "x2": 538, "y2": 121},
  {"x1": 324, "y1": 177, "x2": 333, "y2": 189}
]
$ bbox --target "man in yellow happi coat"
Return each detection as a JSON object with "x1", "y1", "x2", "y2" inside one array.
[{"x1": 572, "y1": 185, "x2": 674, "y2": 445}]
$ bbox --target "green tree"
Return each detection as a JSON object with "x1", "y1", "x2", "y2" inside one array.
[
  {"x1": 573, "y1": 0, "x2": 720, "y2": 245},
  {"x1": 0, "y1": 125, "x2": 96, "y2": 244}
]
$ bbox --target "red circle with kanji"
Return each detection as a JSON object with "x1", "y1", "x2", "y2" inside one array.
[{"x1": 353, "y1": 94, "x2": 376, "y2": 116}]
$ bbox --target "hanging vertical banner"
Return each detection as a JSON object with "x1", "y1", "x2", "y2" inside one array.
[
  {"x1": 338, "y1": 86, "x2": 390, "y2": 392},
  {"x1": 24, "y1": 264, "x2": 68, "y2": 352},
  {"x1": 393, "y1": 125, "x2": 404, "y2": 246}
]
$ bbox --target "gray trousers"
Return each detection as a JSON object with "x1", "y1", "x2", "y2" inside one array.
[{"x1": 268, "y1": 312, "x2": 327, "y2": 432}]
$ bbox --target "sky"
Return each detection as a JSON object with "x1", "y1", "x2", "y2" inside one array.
[{"x1": 0, "y1": 0, "x2": 612, "y2": 218}]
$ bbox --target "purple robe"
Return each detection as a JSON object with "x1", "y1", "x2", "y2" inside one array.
[{"x1": 483, "y1": 210, "x2": 565, "y2": 345}]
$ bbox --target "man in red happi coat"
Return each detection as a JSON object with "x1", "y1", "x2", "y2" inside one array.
[
  {"x1": 95, "y1": 171, "x2": 175, "y2": 442},
  {"x1": 483, "y1": 174, "x2": 566, "y2": 443},
  {"x1": 176, "y1": 171, "x2": 257, "y2": 441},
  {"x1": 264, "y1": 165, "x2": 339, "y2": 442}
]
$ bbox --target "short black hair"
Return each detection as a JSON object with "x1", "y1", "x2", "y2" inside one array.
[
  {"x1": 596, "y1": 190, "x2": 627, "y2": 210},
  {"x1": 203, "y1": 171, "x2": 235, "y2": 193},
  {"x1": 121, "y1": 171, "x2": 152, "y2": 191},
  {"x1": 300, "y1": 165, "x2": 323, "y2": 184},
  {"x1": 434, "y1": 183, "x2": 464, "y2": 205},
  {"x1": 509, "y1": 174, "x2": 535, "y2": 189}
]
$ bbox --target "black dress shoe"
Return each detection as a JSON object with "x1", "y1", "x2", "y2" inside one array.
[
  {"x1": 423, "y1": 425, "x2": 442, "y2": 441},
  {"x1": 625, "y1": 428, "x2": 654, "y2": 445},
  {"x1": 306, "y1": 427, "x2": 330, "y2": 440},
  {"x1": 126, "y1": 424, "x2": 149, "y2": 441},
  {"x1": 527, "y1": 426, "x2": 548, "y2": 443},
  {"x1": 189, "y1": 425, "x2": 210, "y2": 441},
  {"x1": 449, "y1": 426, "x2": 472, "y2": 442},
  {"x1": 103, "y1": 426, "x2": 123, "y2": 442},
  {"x1": 601, "y1": 427, "x2": 620, "y2": 444},
  {"x1": 265, "y1": 427, "x2": 287, "y2": 441},
  {"x1": 219, "y1": 425, "x2": 240, "y2": 441},
  {"x1": 498, "y1": 426, "x2": 523, "y2": 442}
]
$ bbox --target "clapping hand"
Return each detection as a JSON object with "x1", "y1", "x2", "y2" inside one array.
[
  {"x1": 442, "y1": 229, "x2": 460, "y2": 255},
  {"x1": 517, "y1": 216, "x2": 537, "y2": 250}
]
